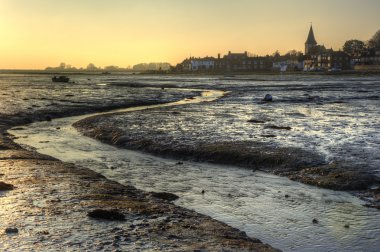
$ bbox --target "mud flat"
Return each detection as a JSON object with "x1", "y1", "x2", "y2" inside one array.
[
  {"x1": 3, "y1": 74, "x2": 380, "y2": 251},
  {"x1": 0, "y1": 133, "x2": 276, "y2": 251},
  {"x1": 0, "y1": 75, "x2": 277, "y2": 251},
  {"x1": 11, "y1": 84, "x2": 380, "y2": 251},
  {"x1": 74, "y1": 90, "x2": 380, "y2": 207}
]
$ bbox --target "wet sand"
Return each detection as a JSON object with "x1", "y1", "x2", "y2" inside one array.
[{"x1": 0, "y1": 76, "x2": 277, "y2": 250}]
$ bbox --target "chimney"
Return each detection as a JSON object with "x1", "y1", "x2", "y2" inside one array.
[{"x1": 218, "y1": 53, "x2": 220, "y2": 59}]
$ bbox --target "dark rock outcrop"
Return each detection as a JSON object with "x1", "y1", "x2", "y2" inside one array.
[
  {"x1": 0, "y1": 181, "x2": 14, "y2": 190},
  {"x1": 87, "y1": 209, "x2": 126, "y2": 221},
  {"x1": 150, "y1": 192, "x2": 179, "y2": 202}
]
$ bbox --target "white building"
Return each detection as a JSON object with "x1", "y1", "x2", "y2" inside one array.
[{"x1": 190, "y1": 57, "x2": 215, "y2": 71}]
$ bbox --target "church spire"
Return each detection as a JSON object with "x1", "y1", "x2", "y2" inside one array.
[
  {"x1": 305, "y1": 24, "x2": 318, "y2": 55},
  {"x1": 305, "y1": 25, "x2": 317, "y2": 45}
]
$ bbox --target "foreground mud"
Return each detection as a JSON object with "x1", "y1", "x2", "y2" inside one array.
[
  {"x1": 0, "y1": 133, "x2": 277, "y2": 251},
  {"x1": 0, "y1": 76, "x2": 278, "y2": 250}
]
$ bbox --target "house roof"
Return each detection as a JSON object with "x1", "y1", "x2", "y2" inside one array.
[{"x1": 305, "y1": 25, "x2": 317, "y2": 45}]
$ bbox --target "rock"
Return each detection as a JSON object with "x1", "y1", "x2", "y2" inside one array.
[
  {"x1": 5, "y1": 227, "x2": 18, "y2": 234},
  {"x1": 201, "y1": 190, "x2": 205, "y2": 195},
  {"x1": 176, "y1": 162, "x2": 183, "y2": 165},
  {"x1": 247, "y1": 119, "x2": 265, "y2": 124},
  {"x1": 364, "y1": 204, "x2": 380, "y2": 210},
  {"x1": 285, "y1": 194, "x2": 290, "y2": 198},
  {"x1": 88, "y1": 209, "x2": 125, "y2": 221},
  {"x1": 168, "y1": 234, "x2": 180, "y2": 240},
  {"x1": 312, "y1": 218, "x2": 319, "y2": 224},
  {"x1": 265, "y1": 125, "x2": 292, "y2": 130},
  {"x1": 263, "y1": 94, "x2": 273, "y2": 102},
  {"x1": 150, "y1": 192, "x2": 179, "y2": 202},
  {"x1": 261, "y1": 134, "x2": 277, "y2": 138},
  {"x1": 0, "y1": 182, "x2": 14, "y2": 191},
  {"x1": 344, "y1": 224, "x2": 350, "y2": 228},
  {"x1": 11, "y1": 127, "x2": 25, "y2": 131}
]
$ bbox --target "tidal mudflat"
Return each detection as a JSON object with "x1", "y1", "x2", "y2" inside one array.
[
  {"x1": 1, "y1": 74, "x2": 277, "y2": 251},
  {"x1": 75, "y1": 75, "x2": 380, "y2": 194},
  {"x1": 3, "y1": 73, "x2": 380, "y2": 251}
]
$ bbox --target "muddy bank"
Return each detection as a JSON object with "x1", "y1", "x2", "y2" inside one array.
[
  {"x1": 0, "y1": 80, "x2": 199, "y2": 128},
  {"x1": 0, "y1": 78, "x2": 278, "y2": 250},
  {"x1": 0, "y1": 132, "x2": 277, "y2": 251},
  {"x1": 73, "y1": 84, "x2": 380, "y2": 209},
  {"x1": 74, "y1": 117, "x2": 378, "y2": 194}
]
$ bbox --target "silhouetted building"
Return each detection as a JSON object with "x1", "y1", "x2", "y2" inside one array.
[
  {"x1": 178, "y1": 52, "x2": 272, "y2": 72},
  {"x1": 360, "y1": 49, "x2": 380, "y2": 65},
  {"x1": 214, "y1": 51, "x2": 271, "y2": 72},
  {"x1": 191, "y1": 57, "x2": 215, "y2": 71},
  {"x1": 303, "y1": 25, "x2": 351, "y2": 70},
  {"x1": 305, "y1": 25, "x2": 318, "y2": 55},
  {"x1": 317, "y1": 50, "x2": 350, "y2": 69},
  {"x1": 354, "y1": 49, "x2": 380, "y2": 71},
  {"x1": 176, "y1": 58, "x2": 192, "y2": 71}
]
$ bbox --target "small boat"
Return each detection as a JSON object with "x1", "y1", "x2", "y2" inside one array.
[{"x1": 52, "y1": 76, "x2": 70, "y2": 83}]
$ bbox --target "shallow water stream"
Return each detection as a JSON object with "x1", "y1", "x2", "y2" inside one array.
[{"x1": 10, "y1": 89, "x2": 380, "y2": 252}]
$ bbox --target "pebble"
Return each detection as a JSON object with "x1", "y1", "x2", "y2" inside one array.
[
  {"x1": 0, "y1": 182, "x2": 14, "y2": 190},
  {"x1": 263, "y1": 94, "x2": 273, "y2": 102},
  {"x1": 88, "y1": 209, "x2": 125, "y2": 221},
  {"x1": 5, "y1": 227, "x2": 19, "y2": 234}
]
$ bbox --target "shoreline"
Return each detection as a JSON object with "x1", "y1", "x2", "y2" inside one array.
[
  {"x1": 2, "y1": 69, "x2": 380, "y2": 76},
  {"x1": 0, "y1": 96, "x2": 278, "y2": 250}
]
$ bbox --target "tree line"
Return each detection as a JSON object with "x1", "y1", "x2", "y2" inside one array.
[
  {"x1": 45, "y1": 62, "x2": 171, "y2": 72},
  {"x1": 342, "y1": 29, "x2": 380, "y2": 57}
]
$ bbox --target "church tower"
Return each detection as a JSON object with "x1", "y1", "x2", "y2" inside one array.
[{"x1": 305, "y1": 25, "x2": 317, "y2": 55}]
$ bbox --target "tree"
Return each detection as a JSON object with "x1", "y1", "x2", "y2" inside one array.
[
  {"x1": 59, "y1": 62, "x2": 66, "y2": 69},
  {"x1": 104, "y1": 65, "x2": 119, "y2": 71},
  {"x1": 271, "y1": 50, "x2": 281, "y2": 59},
  {"x1": 343, "y1": 39, "x2": 366, "y2": 56},
  {"x1": 285, "y1": 50, "x2": 303, "y2": 60},
  {"x1": 86, "y1": 63, "x2": 98, "y2": 71},
  {"x1": 368, "y1": 29, "x2": 380, "y2": 50}
]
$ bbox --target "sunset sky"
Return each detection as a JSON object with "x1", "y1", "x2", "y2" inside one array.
[{"x1": 1, "y1": 0, "x2": 379, "y2": 69}]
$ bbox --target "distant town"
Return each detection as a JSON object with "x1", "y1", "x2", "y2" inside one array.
[
  {"x1": 174, "y1": 25, "x2": 380, "y2": 73},
  {"x1": 41, "y1": 25, "x2": 380, "y2": 74}
]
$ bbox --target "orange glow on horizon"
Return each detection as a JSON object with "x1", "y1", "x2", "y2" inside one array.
[{"x1": 0, "y1": 0, "x2": 379, "y2": 69}]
